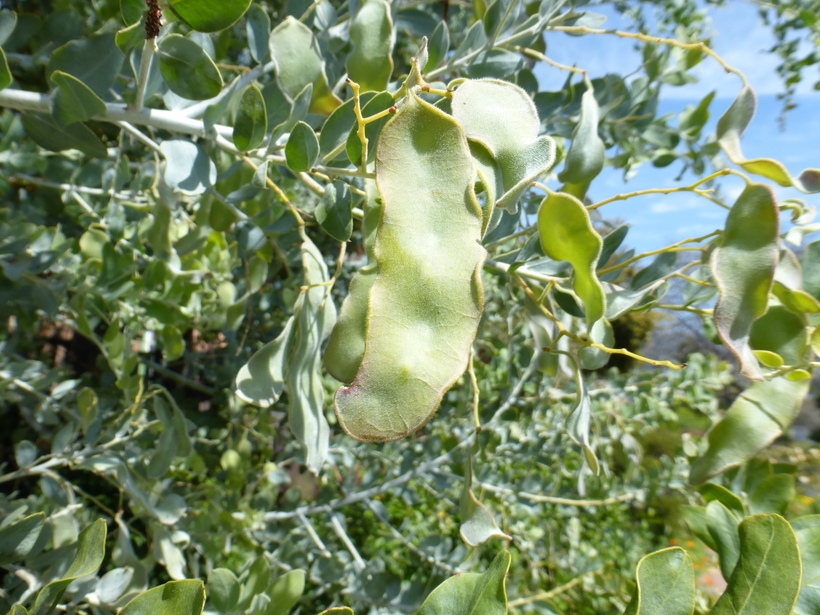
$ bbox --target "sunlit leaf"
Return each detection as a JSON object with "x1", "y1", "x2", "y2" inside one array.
[
  {"x1": 418, "y1": 551, "x2": 510, "y2": 614},
  {"x1": 559, "y1": 78, "x2": 605, "y2": 196},
  {"x1": 452, "y1": 78, "x2": 555, "y2": 213},
  {"x1": 538, "y1": 190, "x2": 606, "y2": 328},
  {"x1": 31, "y1": 520, "x2": 107, "y2": 615},
  {"x1": 690, "y1": 377, "x2": 809, "y2": 483},
  {"x1": 709, "y1": 514, "x2": 800, "y2": 615},
  {"x1": 712, "y1": 184, "x2": 779, "y2": 380},
  {"x1": 167, "y1": 0, "x2": 251, "y2": 32},
  {"x1": 120, "y1": 580, "x2": 205, "y2": 615},
  {"x1": 623, "y1": 547, "x2": 695, "y2": 615}
]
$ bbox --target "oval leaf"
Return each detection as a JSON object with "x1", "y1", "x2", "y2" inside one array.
[
  {"x1": 623, "y1": 547, "x2": 695, "y2": 615},
  {"x1": 120, "y1": 580, "x2": 205, "y2": 615},
  {"x1": 50, "y1": 70, "x2": 106, "y2": 126},
  {"x1": 268, "y1": 17, "x2": 341, "y2": 115},
  {"x1": 418, "y1": 551, "x2": 510, "y2": 614},
  {"x1": 20, "y1": 112, "x2": 107, "y2": 158},
  {"x1": 233, "y1": 84, "x2": 267, "y2": 151},
  {"x1": 285, "y1": 121, "x2": 319, "y2": 172},
  {"x1": 47, "y1": 33, "x2": 123, "y2": 97},
  {"x1": 157, "y1": 34, "x2": 223, "y2": 101},
  {"x1": 207, "y1": 569, "x2": 240, "y2": 613},
  {"x1": 538, "y1": 190, "x2": 606, "y2": 328},
  {"x1": 160, "y1": 139, "x2": 217, "y2": 196}
]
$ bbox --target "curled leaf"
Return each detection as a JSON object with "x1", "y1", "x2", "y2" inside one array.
[
  {"x1": 451, "y1": 78, "x2": 555, "y2": 214},
  {"x1": 717, "y1": 86, "x2": 819, "y2": 193},
  {"x1": 712, "y1": 184, "x2": 779, "y2": 380},
  {"x1": 459, "y1": 446, "x2": 511, "y2": 547},
  {"x1": 235, "y1": 318, "x2": 295, "y2": 407},
  {"x1": 286, "y1": 239, "x2": 337, "y2": 472}
]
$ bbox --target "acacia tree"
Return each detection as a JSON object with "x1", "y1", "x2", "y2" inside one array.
[{"x1": 1, "y1": 0, "x2": 820, "y2": 613}]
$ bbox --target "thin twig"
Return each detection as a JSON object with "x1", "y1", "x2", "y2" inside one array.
[{"x1": 508, "y1": 569, "x2": 603, "y2": 607}]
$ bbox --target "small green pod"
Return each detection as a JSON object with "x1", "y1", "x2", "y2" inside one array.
[{"x1": 537, "y1": 190, "x2": 606, "y2": 328}]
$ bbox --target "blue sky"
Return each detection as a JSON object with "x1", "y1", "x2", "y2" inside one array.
[{"x1": 533, "y1": 1, "x2": 820, "y2": 254}]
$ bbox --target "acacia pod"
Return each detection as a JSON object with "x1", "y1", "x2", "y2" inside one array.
[{"x1": 333, "y1": 90, "x2": 485, "y2": 442}]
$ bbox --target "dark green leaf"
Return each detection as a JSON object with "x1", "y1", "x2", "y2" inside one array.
[
  {"x1": 167, "y1": 0, "x2": 251, "y2": 32},
  {"x1": 20, "y1": 112, "x2": 107, "y2": 158},
  {"x1": 0, "y1": 48, "x2": 11, "y2": 90},
  {"x1": 285, "y1": 121, "x2": 319, "y2": 172},
  {"x1": 157, "y1": 34, "x2": 223, "y2": 101},
  {"x1": 316, "y1": 181, "x2": 353, "y2": 242},
  {"x1": 710, "y1": 515, "x2": 801, "y2": 615},
  {"x1": 120, "y1": 581, "x2": 206, "y2": 615},
  {"x1": 233, "y1": 84, "x2": 267, "y2": 151},
  {"x1": 0, "y1": 513, "x2": 45, "y2": 565},
  {"x1": 418, "y1": 551, "x2": 510, "y2": 614}
]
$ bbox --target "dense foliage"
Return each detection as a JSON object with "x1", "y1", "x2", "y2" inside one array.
[{"x1": 1, "y1": 0, "x2": 820, "y2": 613}]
